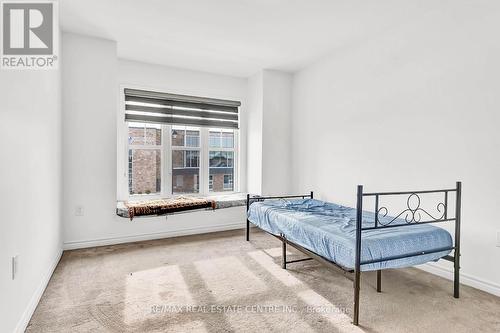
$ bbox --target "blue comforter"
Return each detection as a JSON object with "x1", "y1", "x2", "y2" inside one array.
[{"x1": 248, "y1": 199, "x2": 452, "y2": 271}]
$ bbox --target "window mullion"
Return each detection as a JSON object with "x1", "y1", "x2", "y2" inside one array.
[
  {"x1": 165, "y1": 125, "x2": 172, "y2": 196},
  {"x1": 234, "y1": 130, "x2": 239, "y2": 192},
  {"x1": 200, "y1": 127, "x2": 209, "y2": 195}
]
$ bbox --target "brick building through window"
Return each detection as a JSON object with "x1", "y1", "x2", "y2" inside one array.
[{"x1": 127, "y1": 123, "x2": 236, "y2": 196}]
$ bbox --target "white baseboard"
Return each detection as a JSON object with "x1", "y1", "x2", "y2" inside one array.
[
  {"x1": 63, "y1": 221, "x2": 245, "y2": 250},
  {"x1": 15, "y1": 249, "x2": 63, "y2": 333},
  {"x1": 418, "y1": 262, "x2": 500, "y2": 297}
]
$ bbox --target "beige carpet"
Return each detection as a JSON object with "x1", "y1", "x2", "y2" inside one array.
[{"x1": 27, "y1": 229, "x2": 500, "y2": 332}]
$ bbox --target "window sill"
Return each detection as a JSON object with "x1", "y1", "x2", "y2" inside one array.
[{"x1": 116, "y1": 192, "x2": 247, "y2": 219}]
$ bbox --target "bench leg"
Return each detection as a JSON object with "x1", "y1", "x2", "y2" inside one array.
[{"x1": 377, "y1": 270, "x2": 382, "y2": 293}]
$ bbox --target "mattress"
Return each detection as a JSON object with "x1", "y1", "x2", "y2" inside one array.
[{"x1": 247, "y1": 198, "x2": 453, "y2": 271}]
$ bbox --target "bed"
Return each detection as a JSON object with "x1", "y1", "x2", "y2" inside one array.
[{"x1": 245, "y1": 183, "x2": 462, "y2": 326}]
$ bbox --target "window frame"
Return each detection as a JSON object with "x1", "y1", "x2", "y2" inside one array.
[{"x1": 121, "y1": 123, "x2": 239, "y2": 200}]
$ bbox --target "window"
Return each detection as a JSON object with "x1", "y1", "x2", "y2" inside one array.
[
  {"x1": 122, "y1": 88, "x2": 240, "y2": 198},
  {"x1": 209, "y1": 130, "x2": 234, "y2": 148},
  {"x1": 223, "y1": 174, "x2": 233, "y2": 190},
  {"x1": 208, "y1": 175, "x2": 214, "y2": 191},
  {"x1": 127, "y1": 122, "x2": 162, "y2": 195},
  {"x1": 171, "y1": 126, "x2": 200, "y2": 194},
  {"x1": 209, "y1": 129, "x2": 235, "y2": 192},
  {"x1": 125, "y1": 124, "x2": 238, "y2": 197}
]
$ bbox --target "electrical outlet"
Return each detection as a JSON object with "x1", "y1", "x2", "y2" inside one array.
[
  {"x1": 75, "y1": 206, "x2": 84, "y2": 216},
  {"x1": 12, "y1": 256, "x2": 18, "y2": 280}
]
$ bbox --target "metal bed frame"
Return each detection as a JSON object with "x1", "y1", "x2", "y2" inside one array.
[{"x1": 245, "y1": 182, "x2": 462, "y2": 326}]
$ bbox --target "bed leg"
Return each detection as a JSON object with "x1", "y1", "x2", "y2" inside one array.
[
  {"x1": 281, "y1": 234, "x2": 287, "y2": 269},
  {"x1": 353, "y1": 184, "x2": 363, "y2": 326},
  {"x1": 246, "y1": 194, "x2": 250, "y2": 241},
  {"x1": 353, "y1": 271, "x2": 361, "y2": 326},
  {"x1": 376, "y1": 270, "x2": 382, "y2": 292},
  {"x1": 454, "y1": 181, "x2": 461, "y2": 298}
]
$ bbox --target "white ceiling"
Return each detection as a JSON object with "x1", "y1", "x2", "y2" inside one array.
[{"x1": 60, "y1": 0, "x2": 435, "y2": 77}]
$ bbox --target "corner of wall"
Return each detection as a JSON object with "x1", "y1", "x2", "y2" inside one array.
[{"x1": 246, "y1": 71, "x2": 264, "y2": 195}]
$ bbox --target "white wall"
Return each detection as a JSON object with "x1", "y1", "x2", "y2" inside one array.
[
  {"x1": 246, "y1": 70, "x2": 292, "y2": 195},
  {"x1": 261, "y1": 70, "x2": 292, "y2": 195},
  {"x1": 246, "y1": 72, "x2": 263, "y2": 195},
  {"x1": 62, "y1": 33, "x2": 247, "y2": 248},
  {"x1": 0, "y1": 65, "x2": 62, "y2": 330},
  {"x1": 291, "y1": 3, "x2": 500, "y2": 293}
]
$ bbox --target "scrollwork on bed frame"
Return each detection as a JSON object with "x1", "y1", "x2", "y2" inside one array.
[
  {"x1": 362, "y1": 187, "x2": 458, "y2": 231},
  {"x1": 376, "y1": 192, "x2": 447, "y2": 225}
]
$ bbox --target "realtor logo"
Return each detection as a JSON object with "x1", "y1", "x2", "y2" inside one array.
[{"x1": 1, "y1": 1, "x2": 58, "y2": 69}]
